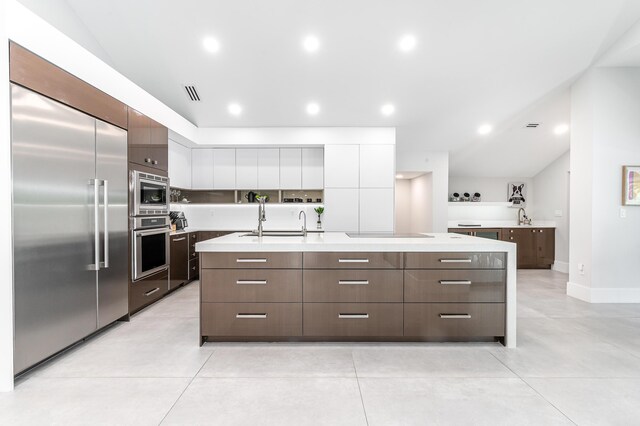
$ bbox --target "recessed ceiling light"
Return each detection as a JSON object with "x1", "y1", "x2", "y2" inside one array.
[
  {"x1": 203, "y1": 37, "x2": 220, "y2": 53},
  {"x1": 477, "y1": 124, "x2": 493, "y2": 135},
  {"x1": 302, "y1": 35, "x2": 320, "y2": 53},
  {"x1": 398, "y1": 34, "x2": 417, "y2": 52},
  {"x1": 381, "y1": 104, "x2": 396, "y2": 116},
  {"x1": 306, "y1": 102, "x2": 320, "y2": 115},
  {"x1": 554, "y1": 124, "x2": 569, "y2": 135},
  {"x1": 228, "y1": 103, "x2": 242, "y2": 116},
  {"x1": 396, "y1": 174, "x2": 404, "y2": 179}
]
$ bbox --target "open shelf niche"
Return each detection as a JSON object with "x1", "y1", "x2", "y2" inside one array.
[{"x1": 170, "y1": 188, "x2": 324, "y2": 205}]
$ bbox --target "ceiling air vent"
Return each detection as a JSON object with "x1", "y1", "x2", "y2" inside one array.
[
  {"x1": 184, "y1": 85, "x2": 201, "y2": 101},
  {"x1": 524, "y1": 123, "x2": 540, "y2": 128}
]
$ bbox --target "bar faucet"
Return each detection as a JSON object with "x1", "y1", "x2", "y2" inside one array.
[
  {"x1": 517, "y1": 207, "x2": 531, "y2": 226},
  {"x1": 257, "y1": 196, "x2": 266, "y2": 237},
  {"x1": 298, "y1": 210, "x2": 307, "y2": 237}
]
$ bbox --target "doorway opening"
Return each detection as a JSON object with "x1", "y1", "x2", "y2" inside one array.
[{"x1": 395, "y1": 172, "x2": 433, "y2": 233}]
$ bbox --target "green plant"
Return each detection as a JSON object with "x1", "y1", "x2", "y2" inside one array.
[{"x1": 314, "y1": 206, "x2": 324, "y2": 215}]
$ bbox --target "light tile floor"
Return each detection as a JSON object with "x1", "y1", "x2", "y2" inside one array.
[{"x1": 2, "y1": 270, "x2": 640, "y2": 425}]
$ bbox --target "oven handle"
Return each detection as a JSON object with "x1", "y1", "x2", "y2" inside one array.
[{"x1": 135, "y1": 228, "x2": 172, "y2": 237}]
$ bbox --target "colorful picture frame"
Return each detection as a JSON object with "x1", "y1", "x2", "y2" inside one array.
[{"x1": 622, "y1": 166, "x2": 640, "y2": 205}]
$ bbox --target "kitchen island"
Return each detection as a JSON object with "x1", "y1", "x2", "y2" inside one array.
[{"x1": 196, "y1": 232, "x2": 517, "y2": 347}]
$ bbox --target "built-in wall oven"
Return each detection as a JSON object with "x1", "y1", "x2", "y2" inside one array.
[
  {"x1": 131, "y1": 170, "x2": 169, "y2": 216},
  {"x1": 132, "y1": 216, "x2": 171, "y2": 281}
]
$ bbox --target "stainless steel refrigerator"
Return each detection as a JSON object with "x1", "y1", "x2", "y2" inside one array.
[{"x1": 11, "y1": 83, "x2": 129, "y2": 374}]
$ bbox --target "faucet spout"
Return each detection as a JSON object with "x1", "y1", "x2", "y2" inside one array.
[
  {"x1": 298, "y1": 211, "x2": 307, "y2": 237},
  {"x1": 257, "y1": 196, "x2": 266, "y2": 237}
]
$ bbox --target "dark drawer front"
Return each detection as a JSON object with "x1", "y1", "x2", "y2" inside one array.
[
  {"x1": 201, "y1": 269, "x2": 302, "y2": 302},
  {"x1": 189, "y1": 232, "x2": 197, "y2": 256},
  {"x1": 130, "y1": 269, "x2": 168, "y2": 312},
  {"x1": 201, "y1": 252, "x2": 302, "y2": 269},
  {"x1": 404, "y1": 303, "x2": 505, "y2": 337},
  {"x1": 303, "y1": 252, "x2": 403, "y2": 269},
  {"x1": 201, "y1": 303, "x2": 302, "y2": 337},
  {"x1": 404, "y1": 252, "x2": 506, "y2": 270},
  {"x1": 404, "y1": 270, "x2": 505, "y2": 303},
  {"x1": 303, "y1": 303, "x2": 403, "y2": 337},
  {"x1": 188, "y1": 258, "x2": 199, "y2": 281},
  {"x1": 303, "y1": 270, "x2": 403, "y2": 303}
]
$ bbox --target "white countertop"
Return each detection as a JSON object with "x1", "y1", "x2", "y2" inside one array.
[
  {"x1": 196, "y1": 232, "x2": 516, "y2": 253},
  {"x1": 447, "y1": 220, "x2": 556, "y2": 229}
]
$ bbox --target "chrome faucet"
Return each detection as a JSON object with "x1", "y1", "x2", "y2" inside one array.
[
  {"x1": 518, "y1": 207, "x2": 531, "y2": 226},
  {"x1": 298, "y1": 210, "x2": 307, "y2": 237},
  {"x1": 257, "y1": 196, "x2": 266, "y2": 237}
]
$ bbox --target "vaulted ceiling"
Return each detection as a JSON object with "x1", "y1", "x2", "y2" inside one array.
[{"x1": 17, "y1": 0, "x2": 640, "y2": 176}]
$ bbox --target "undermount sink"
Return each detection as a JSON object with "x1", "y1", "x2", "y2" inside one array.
[{"x1": 241, "y1": 230, "x2": 306, "y2": 237}]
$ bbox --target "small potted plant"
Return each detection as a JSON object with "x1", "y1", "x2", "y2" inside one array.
[{"x1": 314, "y1": 206, "x2": 324, "y2": 229}]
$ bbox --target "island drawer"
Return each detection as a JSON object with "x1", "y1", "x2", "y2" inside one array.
[
  {"x1": 404, "y1": 252, "x2": 506, "y2": 270},
  {"x1": 303, "y1": 252, "x2": 403, "y2": 269},
  {"x1": 303, "y1": 270, "x2": 403, "y2": 302},
  {"x1": 404, "y1": 303, "x2": 505, "y2": 337},
  {"x1": 201, "y1": 303, "x2": 302, "y2": 337},
  {"x1": 303, "y1": 303, "x2": 403, "y2": 337},
  {"x1": 201, "y1": 252, "x2": 302, "y2": 269},
  {"x1": 201, "y1": 269, "x2": 302, "y2": 302},
  {"x1": 404, "y1": 270, "x2": 505, "y2": 303}
]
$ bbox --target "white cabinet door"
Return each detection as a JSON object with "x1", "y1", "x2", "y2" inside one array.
[
  {"x1": 359, "y1": 188, "x2": 394, "y2": 232},
  {"x1": 323, "y1": 188, "x2": 359, "y2": 232},
  {"x1": 213, "y1": 148, "x2": 236, "y2": 189},
  {"x1": 279, "y1": 148, "x2": 302, "y2": 189},
  {"x1": 235, "y1": 149, "x2": 258, "y2": 189},
  {"x1": 302, "y1": 148, "x2": 324, "y2": 189},
  {"x1": 168, "y1": 140, "x2": 191, "y2": 189},
  {"x1": 324, "y1": 145, "x2": 359, "y2": 188},
  {"x1": 258, "y1": 148, "x2": 280, "y2": 189},
  {"x1": 191, "y1": 148, "x2": 214, "y2": 189},
  {"x1": 360, "y1": 145, "x2": 395, "y2": 188}
]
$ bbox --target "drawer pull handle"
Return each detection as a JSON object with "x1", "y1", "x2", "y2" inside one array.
[
  {"x1": 439, "y1": 258, "x2": 472, "y2": 263},
  {"x1": 236, "y1": 313, "x2": 267, "y2": 319},
  {"x1": 236, "y1": 258, "x2": 267, "y2": 263},
  {"x1": 172, "y1": 237, "x2": 186, "y2": 242},
  {"x1": 338, "y1": 280, "x2": 369, "y2": 285},
  {"x1": 439, "y1": 314, "x2": 471, "y2": 319},
  {"x1": 192, "y1": 267, "x2": 196, "y2": 271},
  {"x1": 338, "y1": 313, "x2": 369, "y2": 319},
  {"x1": 192, "y1": 253, "x2": 196, "y2": 257},
  {"x1": 236, "y1": 280, "x2": 267, "y2": 285},
  {"x1": 338, "y1": 259, "x2": 369, "y2": 263},
  {"x1": 144, "y1": 287, "x2": 160, "y2": 296},
  {"x1": 439, "y1": 280, "x2": 472, "y2": 285}
]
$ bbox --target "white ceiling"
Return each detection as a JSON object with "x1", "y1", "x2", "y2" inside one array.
[{"x1": 16, "y1": 0, "x2": 640, "y2": 176}]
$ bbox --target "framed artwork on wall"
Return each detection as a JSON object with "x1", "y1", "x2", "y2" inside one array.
[
  {"x1": 622, "y1": 165, "x2": 640, "y2": 206},
  {"x1": 507, "y1": 182, "x2": 527, "y2": 207}
]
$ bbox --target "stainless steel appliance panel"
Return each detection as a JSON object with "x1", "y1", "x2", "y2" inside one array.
[
  {"x1": 96, "y1": 120, "x2": 129, "y2": 327},
  {"x1": 12, "y1": 84, "x2": 98, "y2": 373},
  {"x1": 132, "y1": 223, "x2": 170, "y2": 281},
  {"x1": 131, "y1": 170, "x2": 169, "y2": 216}
]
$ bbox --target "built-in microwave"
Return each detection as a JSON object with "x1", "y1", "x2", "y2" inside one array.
[
  {"x1": 131, "y1": 170, "x2": 170, "y2": 216},
  {"x1": 131, "y1": 216, "x2": 171, "y2": 281}
]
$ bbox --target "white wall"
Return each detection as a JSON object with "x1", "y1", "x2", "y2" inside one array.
[
  {"x1": 532, "y1": 151, "x2": 570, "y2": 270},
  {"x1": 568, "y1": 67, "x2": 640, "y2": 302},
  {"x1": 449, "y1": 176, "x2": 534, "y2": 205},
  {"x1": 0, "y1": 0, "x2": 15, "y2": 392},
  {"x1": 395, "y1": 179, "x2": 411, "y2": 233},
  {"x1": 396, "y1": 149, "x2": 448, "y2": 232}
]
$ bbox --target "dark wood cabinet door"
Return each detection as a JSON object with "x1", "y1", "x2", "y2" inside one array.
[
  {"x1": 170, "y1": 234, "x2": 189, "y2": 289},
  {"x1": 509, "y1": 228, "x2": 537, "y2": 268},
  {"x1": 150, "y1": 118, "x2": 168, "y2": 146},
  {"x1": 147, "y1": 145, "x2": 168, "y2": 171},
  {"x1": 127, "y1": 108, "x2": 151, "y2": 167},
  {"x1": 535, "y1": 229, "x2": 555, "y2": 268}
]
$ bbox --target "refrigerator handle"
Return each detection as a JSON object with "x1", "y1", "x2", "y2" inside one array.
[
  {"x1": 89, "y1": 179, "x2": 101, "y2": 271},
  {"x1": 102, "y1": 179, "x2": 109, "y2": 269}
]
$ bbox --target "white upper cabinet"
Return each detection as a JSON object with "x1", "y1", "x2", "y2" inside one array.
[
  {"x1": 323, "y1": 188, "x2": 359, "y2": 232},
  {"x1": 235, "y1": 149, "x2": 258, "y2": 189},
  {"x1": 324, "y1": 144, "x2": 359, "y2": 188},
  {"x1": 279, "y1": 148, "x2": 302, "y2": 189},
  {"x1": 168, "y1": 140, "x2": 191, "y2": 189},
  {"x1": 359, "y1": 145, "x2": 395, "y2": 188},
  {"x1": 302, "y1": 148, "x2": 324, "y2": 189},
  {"x1": 359, "y1": 188, "x2": 394, "y2": 232},
  {"x1": 258, "y1": 148, "x2": 280, "y2": 189},
  {"x1": 212, "y1": 148, "x2": 236, "y2": 189},
  {"x1": 191, "y1": 148, "x2": 214, "y2": 189}
]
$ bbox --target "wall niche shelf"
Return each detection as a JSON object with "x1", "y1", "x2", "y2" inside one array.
[
  {"x1": 448, "y1": 202, "x2": 513, "y2": 207},
  {"x1": 170, "y1": 188, "x2": 324, "y2": 205}
]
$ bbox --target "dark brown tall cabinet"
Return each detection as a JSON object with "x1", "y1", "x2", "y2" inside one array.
[
  {"x1": 501, "y1": 228, "x2": 555, "y2": 269},
  {"x1": 127, "y1": 108, "x2": 168, "y2": 171},
  {"x1": 170, "y1": 232, "x2": 202, "y2": 290}
]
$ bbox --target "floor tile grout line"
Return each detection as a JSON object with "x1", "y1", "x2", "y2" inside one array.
[
  {"x1": 158, "y1": 349, "x2": 217, "y2": 426},
  {"x1": 487, "y1": 350, "x2": 578, "y2": 425},
  {"x1": 351, "y1": 351, "x2": 370, "y2": 426}
]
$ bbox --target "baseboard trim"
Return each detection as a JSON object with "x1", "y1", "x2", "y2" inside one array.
[
  {"x1": 552, "y1": 261, "x2": 569, "y2": 274},
  {"x1": 567, "y1": 281, "x2": 640, "y2": 303}
]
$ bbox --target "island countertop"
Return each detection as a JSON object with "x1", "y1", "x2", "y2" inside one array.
[{"x1": 196, "y1": 232, "x2": 517, "y2": 253}]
